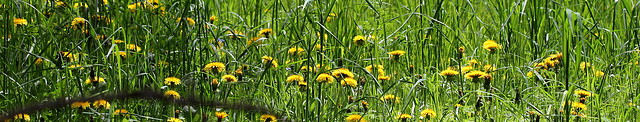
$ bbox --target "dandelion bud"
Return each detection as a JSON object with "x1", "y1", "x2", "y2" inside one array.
[
  {"x1": 408, "y1": 65, "x2": 415, "y2": 74},
  {"x1": 361, "y1": 101, "x2": 369, "y2": 111},
  {"x1": 348, "y1": 96, "x2": 354, "y2": 104},
  {"x1": 211, "y1": 79, "x2": 219, "y2": 91}
]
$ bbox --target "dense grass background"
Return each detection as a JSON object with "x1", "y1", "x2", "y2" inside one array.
[{"x1": 2, "y1": 0, "x2": 640, "y2": 121}]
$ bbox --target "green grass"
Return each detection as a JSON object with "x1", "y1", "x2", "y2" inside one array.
[{"x1": 1, "y1": 0, "x2": 640, "y2": 121}]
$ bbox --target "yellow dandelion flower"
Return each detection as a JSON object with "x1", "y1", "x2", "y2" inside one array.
[
  {"x1": 329, "y1": 13, "x2": 338, "y2": 17},
  {"x1": 261, "y1": 56, "x2": 274, "y2": 63},
  {"x1": 286, "y1": 75, "x2": 304, "y2": 83},
  {"x1": 55, "y1": 1, "x2": 67, "y2": 8},
  {"x1": 571, "y1": 111, "x2": 586, "y2": 117},
  {"x1": 580, "y1": 62, "x2": 590, "y2": 71},
  {"x1": 326, "y1": 13, "x2": 338, "y2": 23},
  {"x1": 464, "y1": 70, "x2": 487, "y2": 80},
  {"x1": 153, "y1": 6, "x2": 166, "y2": 16},
  {"x1": 35, "y1": 58, "x2": 44, "y2": 65},
  {"x1": 128, "y1": 3, "x2": 139, "y2": 12},
  {"x1": 248, "y1": 37, "x2": 264, "y2": 46},
  {"x1": 164, "y1": 90, "x2": 181, "y2": 100},
  {"x1": 260, "y1": 114, "x2": 277, "y2": 122},
  {"x1": 574, "y1": 90, "x2": 593, "y2": 98},
  {"x1": 71, "y1": 17, "x2": 87, "y2": 28},
  {"x1": 71, "y1": 101, "x2": 90, "y2": 109},
  {"x1": 440, "y1": 69, "x2": 460, "y2": 77},
  {"x1": 167, "y1": 117, "x2": 182, "y2": 122},
  {"x1": 222, "y1": 75, "x2": 238, "y2": 82},
  {"x1": 164, "y1": 77, "x2": 181, "y2": 85},
  {"x1": 176, "y1": 17, "x2": 195, "y2": 25},
  {"x1": 215, "y1": 111, "x2": 228, "y2": 119},
  {"x1": 95, "y1": 35, "x2": 106, "y2": 41},
  {"x1": 340, "y1": 77, "x2": 358, "y2": 87},
  {"x1": 59, "y1": 51, "x2": 78, "y2": 62},
  {"x1": 377, "y1": 75, "x2": 391, "y2": 81},
  {"x1": 13, "y1": 18, "x2": 27, "y2": 26},
  {"x1": 268, "y1": 60, "x2": 279, "y2": 68},
  {"x1": 261, "y1": 56, "x2": 278, "y2": 68},
  {"x1": 572, "y1": 102, "x2": 587, "y2": 110},
  {"x1": 332, "y1": 68, "x2": 355, "y2": 78},
  {"x1": 113, "y1": 39, "x2": 124, "y2": 44},
  {"x1": 298, "y1": 81, "x2": 308, "y2": 91},
  {"x1": 118, "y1": 51, "x2": 128, "y2": 58},
  {"x1": 85, "y1": 77, "x2": 106, "y2": 84},
  {"x1": 211, "y1": 79, "x2": 219, "y2": 86},
  {"x1": 316, "y1": 73, "x2": 335, "y2": 83},
  {"x1": 353, "y1": 35, "x2": 366, "y2": 46},
  {"x1": 68, "y1": 64, "x2": 84, "y2": 69},
  {"x1": 527, "y1": 71, "x2": 534, "y2": 77},
  {"x1": 259, "y1": 28, "x2": 273, "y2": 37},
  {"x1": 227, "y1": 30, "x2": 244, "y2": 39},
  {"x1": 380, "y1": 94, "x2": 400, "y2": 103},
  {"x1": 533, "y1": 62, "x2": 547, "y2": 70},
  {"x1": 287, "y1": 47, "x2": 305, "y2": 56},
  {"x1": 397, "y1": 114, "x2": 412, "y2": 120},
  {"x1": 544, "y1": 57, "x2": 559, "y2": 68},
  {"x1": 468, "y1": 59, "x2": 480, "y2": 66},
  {"x1": 484, "y1": 65, "x2": 496, "y2": 71},
  {"x1": 14, "y1": 113, "x2": 30, "y2": 121},
  {"x1": 345, "y1": 114, "x2": 366, "y2": 122},
  {"x1": 126, "y1": 44, "x2": 142, "y2": 52},
  {"x1": 314, "y1": 44, "x2": 327, "y2": 51},
  {"x1": 204, "y1": 62, "x2": 225, "y2": 73},
  {"x1": 388, "y1": 50, "x2": 406, "y2": 59},
  {"x1": 482, "y1": 40, "x2": 502, "y2": 52},
  {"x1": 316, "y1": 32, "x2": 329, "y2": 41},
  {"x1": 365, "y1": 65, "x2": 385, "y2": 75},
  {"x1": 73, "y1": 3, "x2": 88, "y2": 9},
  {"x1": 210, "y1": 16, "x2": 217, "y2": 22},
  {"x1": 594, "y1": 71, "x2": 605, "y2": 77},
  {"x1": 461, "y1": 66, "x2": 473, "y2": 73},
  {"x1": 235, "y1": 68, "x2": 243, "y2": 75},
  {"x1": 300, "y1": 65, "x2": 315, "y2": 72},
  {"x1": 549, "y1": 52, "x2": 563, "y2": 60},
  {"x1": 420, "y1": 109, "x2": 436, "y2": 119},
  {"x1": 93, "y1": 99, "x2": 111, "y2": 109},
  {"x1": 114, "y1": 109, "x2": 129, "y2": 116}
]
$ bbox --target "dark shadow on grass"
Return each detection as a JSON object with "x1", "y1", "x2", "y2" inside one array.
[{"x1": 0, "y1": 89, "x2": 282, "y2": 121}]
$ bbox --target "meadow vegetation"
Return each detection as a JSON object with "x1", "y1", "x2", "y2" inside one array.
[{"x1": 2, "y1": 0, "x2": 640, "y2": 121}]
